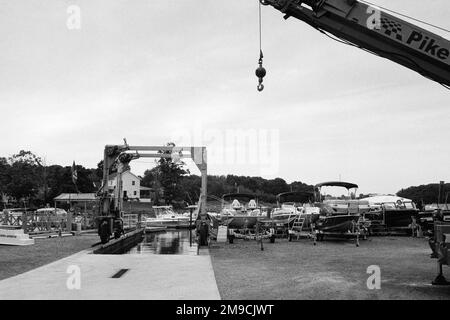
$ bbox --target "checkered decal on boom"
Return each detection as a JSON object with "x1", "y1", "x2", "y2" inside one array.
[{"x1": 380, "y1": 17, "x2": 403, "y2": 41}]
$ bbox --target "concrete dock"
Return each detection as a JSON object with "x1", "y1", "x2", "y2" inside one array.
[{"x1": 0, "y1": 248, "x2": 221, "y2": 300}]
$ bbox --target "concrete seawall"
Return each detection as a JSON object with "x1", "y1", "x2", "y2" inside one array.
[{"x1": 93, "y1": 229, "x2": 144, "y2": 254}]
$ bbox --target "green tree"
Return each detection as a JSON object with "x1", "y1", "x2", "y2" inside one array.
[
  {"x1": 6, "y1": 159, "x2": 39, "y2": 201},
  {"x1": 0, "y1": 157, "x2": 11, "y2": 198},
  {"x1": 149, "y1": 143, "x2": 190, "y2": 206},
  {"x1": 397, "y1": 183, "x2": 450, "y2": 204}
]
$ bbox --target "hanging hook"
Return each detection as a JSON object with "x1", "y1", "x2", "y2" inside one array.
[
  {"x1": 255, "y1": 50, "x2": 266, "y2": 92},
  {"x1": 256, "y1": 0, "x2": 266, "y2": 92},
  {"x1": 257, "y1": 83, "x2": 264, "y2": 92}
]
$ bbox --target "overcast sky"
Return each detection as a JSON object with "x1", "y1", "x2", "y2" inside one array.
[{"x1": 0, "y1": 0, "x2": 449, "y2": 195}]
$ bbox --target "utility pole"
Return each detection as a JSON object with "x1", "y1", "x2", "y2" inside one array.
[{"x1": 438, "y1": 181, "x2": 445, "y2": 205}]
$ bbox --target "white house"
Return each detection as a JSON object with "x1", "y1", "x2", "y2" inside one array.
[{"x1": 108, "y1": 170, "x2": 142, "y2": 201}]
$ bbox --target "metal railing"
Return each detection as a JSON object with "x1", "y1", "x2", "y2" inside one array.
[
  {"x1": 0, "y1": 210, "x2": 96, "y2": 233},
  {"x1": 122, "y1": 213, "x2": 141, "y2": 229}
]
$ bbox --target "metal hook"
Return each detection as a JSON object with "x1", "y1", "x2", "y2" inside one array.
[{"x1": 257, "y1": 83, "x2": 264, "y2": 92}]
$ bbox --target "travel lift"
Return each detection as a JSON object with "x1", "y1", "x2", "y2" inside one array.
[{"x1": 96, "y1": 141, "x2": 208, "y2": 246}]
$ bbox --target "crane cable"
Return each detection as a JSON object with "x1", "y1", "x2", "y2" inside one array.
[
  {"x1": 259, "y1": 0, "x2": 262, "y2": 53},
  {"x1": 255, "y1": 0, "x2": 267, "y2": 91},
  {"x1": 315, "y1": 26, "x2": 450, "y2": 90}
]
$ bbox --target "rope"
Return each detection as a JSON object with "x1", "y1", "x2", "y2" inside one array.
[
  {"x1": 259, "y1": 0, "x2": 263, "y2": 59},
  {"x1": 255, "y1": 0, "x2": 266, "y2": 91}
]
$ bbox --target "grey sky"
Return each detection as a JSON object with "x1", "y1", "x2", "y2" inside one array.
[{"x1": 0, "y1": 0, "x2": 449, "y2": 195}]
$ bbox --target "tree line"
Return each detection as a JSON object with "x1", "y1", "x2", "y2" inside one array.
[
  {"x1": 397, "y1": 183, "x2": 449, "y2": 205},
  {"x1": 0, "y1": 151, "x2": 101, "y2": 207},
  {"x1": 0, "y1": 150, "x2": 447, "y2": 209},
  {"x1": 0, "y1": 149, "x2": 315, "y2": 208}
]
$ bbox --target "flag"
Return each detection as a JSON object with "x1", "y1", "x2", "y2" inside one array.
[{"x1": 71, "y1": 161, "x2": 78, "y2": 185}]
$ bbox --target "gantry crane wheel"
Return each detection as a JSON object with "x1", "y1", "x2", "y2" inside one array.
[{"x1": 99, "y1": 220, "x2": 110, "y2": 244}]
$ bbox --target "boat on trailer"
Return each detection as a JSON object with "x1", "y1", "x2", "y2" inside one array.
[
  {"x1": 361, "y1": 195, "x2": 419, "y2": 233},
  {"x1": 309, "y1": 181, "x2": 369, "y2": 246},
  {"x1": 208, "y1": 193, "x2": 266, "y2": 229},
  {"x1": 267, "y1": 191, "x2": 319, "y2": 237},
  {"x1": 208, "y1": 193, "x2": 274, "y2": 243}
]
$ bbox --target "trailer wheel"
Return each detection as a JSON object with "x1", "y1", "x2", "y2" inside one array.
[
  {"x1": 198, "y1": 223, "x2": 209, "y2": 246},
  {"x1": 199, "y1": 230, "x2": 207, "y2": 246},
  {"x1": 228, "y1": 234, "x2": 234, "y2": 244}
]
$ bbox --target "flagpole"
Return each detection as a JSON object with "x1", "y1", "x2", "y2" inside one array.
[{"x1": 72, "y1": 161, "x2": 79, "y2": 194}]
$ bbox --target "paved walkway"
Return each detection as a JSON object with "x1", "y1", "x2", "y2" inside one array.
[{"x1": 0, "y1": 249, "x2": 221, "y2": 300}]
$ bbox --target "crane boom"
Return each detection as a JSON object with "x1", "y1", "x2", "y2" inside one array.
[{"x1": 261, "y1": 0, "x2": 450, "y2": 86}]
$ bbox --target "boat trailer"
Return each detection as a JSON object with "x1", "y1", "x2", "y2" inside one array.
[
  {"x1": 288, "y1": 217, "x2": 365, "y2": 247},
  {"x1": 222, "y1": 219, "x2": 276, "y2": 247}
]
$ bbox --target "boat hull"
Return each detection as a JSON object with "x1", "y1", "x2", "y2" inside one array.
[
  {"x1": 315, "y1": 214, "x2": 360, "y2": 234},
  {"x1": 222, "y1": 215, "x2": 259, "y2": 229},
  {"x1": 267, "y1": 214, "x2": 299, "y2": 228},
  {"x1": 145, "y1": 219, "x2": 191, "y2": 229},
  {"x1": 365, "y1": 209, "x2": 418, "y2": 229},
  {"x1": 208, "y1": 213, "x2": 260, "y2": 229},
  {"x1": 144, "y1": 226, "x2": 167, "y2": 233}
]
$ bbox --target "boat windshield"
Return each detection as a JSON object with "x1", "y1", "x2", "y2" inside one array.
[{"x1": 371, "y1": 201, "x2": 416, "y2": 210}]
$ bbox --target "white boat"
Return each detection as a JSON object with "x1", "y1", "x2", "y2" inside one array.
[
  {"x1": 36, "y1": 207, "x2": 68, "y2": 217},
  {"x1": 144, "y1": 226, "x2": 167, "y2": 233},
  {"x1": 270, "y1": 192, "x2": 318, "y2": 228},
  {"x1": 145, "y1": 206, "x2": 191, "y2": 229},
  {"x1": 208, "y1": 194, "x2": 267, "y2": 229},
  {"x1": 182, "y1": 205, "x2": 199, "y2": 221},
  {"x1": 34, "y1": 207, "x2": 68, "y2": 226}
]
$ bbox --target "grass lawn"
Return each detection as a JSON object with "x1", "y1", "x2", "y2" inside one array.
[
  {"x1": 209, "y1": 236, "x2": 450, "y2": 300},
  {"x1": 0, "y1": 234, "x2": 98, "y2": 281}
]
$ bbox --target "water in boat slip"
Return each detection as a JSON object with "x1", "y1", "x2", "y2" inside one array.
[{"x1": 125, "y1": 229, "x2": 198, "y2": 255}]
